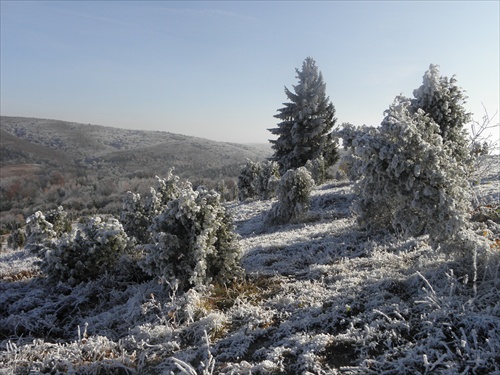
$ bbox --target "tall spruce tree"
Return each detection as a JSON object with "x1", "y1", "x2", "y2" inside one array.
[{"x1": 269, "y1": 57, "x2": 338, "y2": 173}]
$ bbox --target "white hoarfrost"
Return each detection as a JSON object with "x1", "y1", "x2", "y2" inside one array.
[{"x1": 1, "y1": 158, "x2": 499, "y2": 374}]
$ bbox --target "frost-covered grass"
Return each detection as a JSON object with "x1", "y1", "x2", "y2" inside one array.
[{"x1": 1, "y1": 158, "x2": 499, "y2": 374}]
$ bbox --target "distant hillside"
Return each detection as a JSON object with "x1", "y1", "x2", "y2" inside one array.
[
  {"x1": 0, "y1": 116, "x2": 271, "y2": 179},
  {"x1": 0, "y1": 116, "x2": 272, "y2": 222}
]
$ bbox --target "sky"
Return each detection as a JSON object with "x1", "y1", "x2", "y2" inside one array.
[{"x1": 1, "y1": 1, "x2": 499, "y2": 145}]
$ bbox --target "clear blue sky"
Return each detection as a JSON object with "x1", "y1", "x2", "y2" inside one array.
[{"x1": 1, "y1": 1, "x2": 498, "y2": 144}]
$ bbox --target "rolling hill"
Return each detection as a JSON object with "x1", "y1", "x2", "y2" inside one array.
[
  {"x1": 0, "y1": 116, "x2": 272, "y2": 224},
  {"x1": 0, "y1": 116, "x2": 271, "y2": 179}
]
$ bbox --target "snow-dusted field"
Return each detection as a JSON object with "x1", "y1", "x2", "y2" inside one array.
[{"x1": 0, "y1": 156, "x2": 499, "y2": 374}]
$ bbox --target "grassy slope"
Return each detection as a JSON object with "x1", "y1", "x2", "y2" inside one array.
[{"x1": 0, "y1": 158, "x2": 499, "y2": 374}]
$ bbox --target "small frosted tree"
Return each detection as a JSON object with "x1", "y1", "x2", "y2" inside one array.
[
  {"x1": 121, "y1": 191, "x2": 151, "y2": 244},
  {"x1": 269, "y1": 57, "x2": 339, "y2": 173},
  {"x1": 7, "y1": 226, "x2": 26, "y2": 250},
  {"x1": 147, "y1": 170, "x2": 187, "y2": 217},
  {"x1": 469, "y1": 105, "x2": 499, "y2": 156},
  {"x1": 142, "y1": 186, "x2": 243, "y2": 291},
  {"x1": 44, "y1": 206, "x2": 72, "y2": 236},
  {"x1": 238, "y1": 160, "x2": 280, "y2": 201},
  {"x1": 333, "y1": 122, "x2": 376, "y2": 182},
  {"x1": 266, "y1": 167, "x2": 315, "y2": 225}
]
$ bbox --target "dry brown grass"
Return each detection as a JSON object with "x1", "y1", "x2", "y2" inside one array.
[
  {"x1": 199, "y1": 275, "x2": 282, "y2": 313},
  {"x1": 0, "y1": 164, "x2": 43, "y2": 178},
  {"x1": 0, "y1": 268, "x2": 42, "y2": 282}
]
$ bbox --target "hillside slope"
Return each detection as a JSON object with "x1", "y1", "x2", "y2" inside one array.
[
  {"x1": 0, "y1": 116, "x2": 271, "y2": 220},
  {"x1": 1, "y1": 116, "x2": 271, "y2": 178}
]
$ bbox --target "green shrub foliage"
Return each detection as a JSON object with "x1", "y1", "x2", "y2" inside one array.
[
  {"x1": 142, "y1": 186, "x2": 243, "y2": 291},
  {"x1": 266, "y1": 167, "x2": 315, "y2": 225}
]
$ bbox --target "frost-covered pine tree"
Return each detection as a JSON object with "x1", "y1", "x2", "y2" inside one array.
[
  {"x1": 266, "y1": 167, "x2": 315, "y2": 225},
  {"x1": 269, "y1": 57, "x2": 339, "y2": 173},
  {"x1": 411, "y1": 64, "x2": 471, "y2": 165}
]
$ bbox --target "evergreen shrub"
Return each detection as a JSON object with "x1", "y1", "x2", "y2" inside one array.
[
  {"x1": 142, "y1": 186, "x2": 243, "y2": 291},
  {"x1": 340, "y1": 98, "x2": 471, "y2": 249},
  {"x1": 41, "y1": 216, "x2": 134, "y2": 284},
  {"x1": 266, "y1": 167, "x2": 314, "y2": 225},
  {"x1": 238, "y1": 160, "x2": 280, "y2": 201},
  {"x1": 237, "y1": 160, "x2": 260, "y2": 201}
]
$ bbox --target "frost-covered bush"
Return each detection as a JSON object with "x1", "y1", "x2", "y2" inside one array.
[
  {"x1": 344, "y1": 97, "x2": 471, "y2": 248},
  {"x1": 44, "y1": 206, "x2": 72, "y2": 236},
  {"x1": 142, "y1": 186, "x2": 243, "y2": 291},
  {"x1": 147, "y1": 170, "x2": 188, "y2": 217},
  {"x1": 41, "y1": 216, "x2": 134, "y2": 284},
  {"x1": 7, "y1": 226, "x2": 26, "y2": 250},
  {"x1": 255, "y1": 160, "x2": 280, "y2": 200},
  {"x1": 333, "y1": 122, "x2": 371, "y2": 182},
  {"x1": 266, "y1": 167, "x2": 314, "y2": 225},
  {"x1": 237, "y1": 159, "x2": 261, "y2": 201},
  {"x1": 469, "y1": 109, "x2": 500, "y2": 195},
  {"x1": 238, "y1": 160, "x2": 281, "y2": 202},
  {"x1": 216, "y1": 180, "x2": 228, "y2": 202},
  {"x1": 25, "y1": 211, "x2": 58, "y2": 256},
  {"x1": 305, "y1": 155, "x2": 327, "y2": 185},
  {"x1": 120, "y1": 191, "x2": 151, "y2": 244},
  {"x1": 120, "y1": 170, "x2": 188, "y2": 243}
]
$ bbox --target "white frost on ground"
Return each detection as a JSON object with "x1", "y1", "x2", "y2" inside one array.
[
  {"x1": 0, "y1": 248, "x2": 39, "y2": 281},
  {"x1": 0, "y1": 156, "x2": 499, "y2": 374}
]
